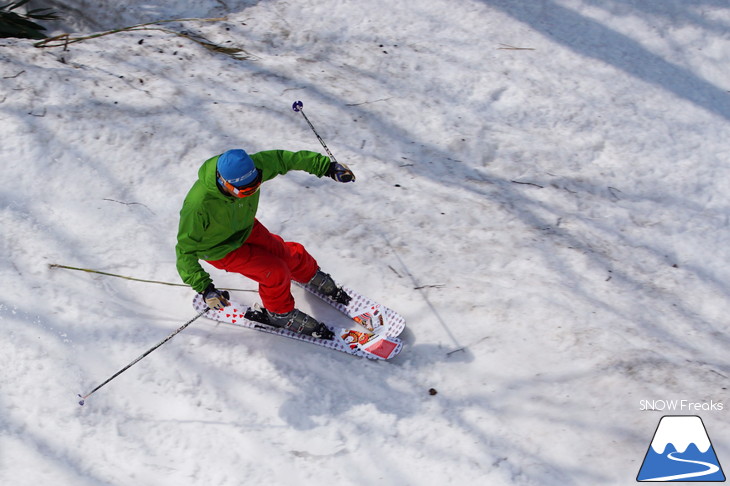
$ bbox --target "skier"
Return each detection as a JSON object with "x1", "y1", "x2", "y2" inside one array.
[{"x1": 176, "y1": 148, "x2": 355, "y2": 340}]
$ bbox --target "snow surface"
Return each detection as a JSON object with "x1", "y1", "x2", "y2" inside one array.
[{"x1": 1, "y1": 0, "x2": 729, "y2": 484}]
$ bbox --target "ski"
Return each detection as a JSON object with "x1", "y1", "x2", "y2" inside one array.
[
  {"x1": 295, "y1": 282, "x2": 406, "y2": 338},
  {"x1": 193, "y1": 295, "x2": 402, "y2": 360}
]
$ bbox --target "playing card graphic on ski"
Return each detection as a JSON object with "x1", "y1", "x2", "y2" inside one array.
[
  {"x1": 295, "y1": 281, "x2": 406, "y2": 338},
  {"x1": 192, "y1": 287, "x2": 404, "y2": 360},
  {"x1": 193, "y1": 269, "x2": 405, "y2": 359}
]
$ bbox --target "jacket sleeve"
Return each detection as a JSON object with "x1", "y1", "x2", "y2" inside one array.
[
  {"x1": 253, "y1": 150, "x2": 331, "y2": 180},
  {"x1": 175, "y1": 208, "x2": 213, "y2": 293}
]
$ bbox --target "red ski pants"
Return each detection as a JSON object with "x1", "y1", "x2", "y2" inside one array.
[{"x1": 206, "y1": 220, "x2": 318, "y2": 314}]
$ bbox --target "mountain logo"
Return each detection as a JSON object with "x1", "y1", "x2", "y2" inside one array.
[{"x1": 637, "y1": 415, "x2": 726, "y2": 482}]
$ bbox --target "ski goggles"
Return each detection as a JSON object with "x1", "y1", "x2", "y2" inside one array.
[{"x1": 217, "y1": 169, "x2": 263, "y2": 198}]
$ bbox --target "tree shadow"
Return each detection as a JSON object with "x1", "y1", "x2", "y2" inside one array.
[{"x1": 480, "y1": 0, "x2": 730, "y2": 121}]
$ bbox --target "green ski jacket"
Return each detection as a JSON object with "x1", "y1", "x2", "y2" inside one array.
[{"x1": 176, "y1": 150, "x2": 330, "y2": 293}]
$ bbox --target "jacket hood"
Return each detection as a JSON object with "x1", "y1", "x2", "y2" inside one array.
[{"x1": 198, "y1": 156, "x2": 229, "y2": 198}]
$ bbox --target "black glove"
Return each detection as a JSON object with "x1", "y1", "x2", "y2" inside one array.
[
  {"x1": 202, "y1": 284, "x2": 230, "y2": 310},
  {"x1": 325, "y1": 161, "x2": 355, "y2": 183}
]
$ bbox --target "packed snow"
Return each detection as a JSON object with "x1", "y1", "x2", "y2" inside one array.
[{"x1": 1, "y1": 0, "x2": 729, "y2": 484}]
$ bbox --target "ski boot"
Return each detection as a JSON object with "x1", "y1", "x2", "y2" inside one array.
[
  {"x1": 306, "y1": 269, "x2": 352, "y2": 306},
  {"x1": 265, "y1": 308, "x2": 335, "y2": 340}
]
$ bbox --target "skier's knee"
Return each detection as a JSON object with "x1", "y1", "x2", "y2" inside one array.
[{"x1": 261, "y1": 259, "x2": 291, "y2": 286}]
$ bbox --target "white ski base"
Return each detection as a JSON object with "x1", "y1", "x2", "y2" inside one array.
[{"x1": 193, "y1": 295, "x2": 402, "y2": 360}]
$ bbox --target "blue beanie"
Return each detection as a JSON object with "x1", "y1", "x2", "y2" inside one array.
[{"x1": 217, "y1": 149, "x2": 258, "y2": 186}]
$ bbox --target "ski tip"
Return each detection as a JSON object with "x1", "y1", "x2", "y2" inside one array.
[{"x1": 292, "y1": 100, "x2": 303, "y2": 112}]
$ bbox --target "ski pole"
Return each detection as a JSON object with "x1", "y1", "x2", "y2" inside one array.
[
  {"x1": 49, "y1": 263, "x2": 255, "y2": 293},
  {"x1": 292, "y1": 100, "x2": 355, "y2": 181},
  {"x1": 77, "y1": 308, "x2": 208, "y2": 406}
]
